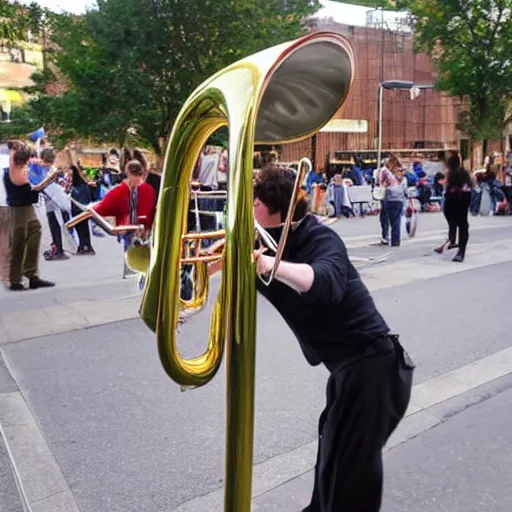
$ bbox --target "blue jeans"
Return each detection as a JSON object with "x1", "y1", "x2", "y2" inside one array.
[
  {"x1": 380, "y1": 200, "x2": 389, "y2": 241},
  {"x1": 386, "y1": 201, "x2": 403, "y2": 245}
]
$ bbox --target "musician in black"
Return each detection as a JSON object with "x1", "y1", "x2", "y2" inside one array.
[{"x1": 252, "y1": 165, "x2": 414, "y2": 512}]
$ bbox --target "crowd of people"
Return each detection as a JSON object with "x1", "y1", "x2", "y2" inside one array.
[
  {"x1": 2, "y1": 139, "x2": 161, "y2": 291},
  {"x1": 376, "y1": 151, "x2": 509, "y2": 262},
  {"x1": 3, "y1": 138, "x2": 510, "y2": 292},
  {"x1": 4, "y1": 136, "x2": 512, "y2": 512}
]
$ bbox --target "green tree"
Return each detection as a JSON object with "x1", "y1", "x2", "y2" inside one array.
[
  {"x1": 0, "y1": 1, "x2": 46, "y2": 50},
  {"x1": 16, "y1": 0, "x2": 320, "y2": 155},
  {"x1": 393, "y1": 0, "x2": 512, "y2": 148}
]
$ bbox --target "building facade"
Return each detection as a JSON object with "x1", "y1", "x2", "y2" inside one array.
[{"x1": 280, "y1": 20, "x2": 466, "y2": 170}]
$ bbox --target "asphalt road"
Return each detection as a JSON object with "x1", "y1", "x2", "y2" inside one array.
[{"x1": 1, "y1": 212, "x2": 511, "y2": 511}]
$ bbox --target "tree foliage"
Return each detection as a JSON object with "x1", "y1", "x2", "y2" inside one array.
[
  {"x1": 393, "y1": 0, "x2": 512, "y2": 140},
  {"x1": 12, "y1": 0, "x2": 320, "y2": 154},
  {"x1": 0, "y1": 1, "x2": 46, "y2": 49}
]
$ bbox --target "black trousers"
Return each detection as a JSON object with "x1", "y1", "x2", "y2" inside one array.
[
  {"x1": 304, "y1": 335, "x2": 414, "y2": 512},
  {"x1": 444, "y1": 193, "x2": 471, "y2": 255},
  {"x1": 46, "y1": 210, "x2": 70, "y2": 253},
  {"x1": 71, "y1": 203, "x2": 92, "y2": 250}
]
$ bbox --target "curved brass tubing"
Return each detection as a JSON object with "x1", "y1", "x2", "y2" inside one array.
[{"x1": 139, "y1": 32, "x2": 355, "y2": 512}]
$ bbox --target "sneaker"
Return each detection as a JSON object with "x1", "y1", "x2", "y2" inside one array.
[
  {"x1": 46, "y1": 252, "x2": 70, "y2": 261},
  {"x1": 43, "y1": 244, "x2": 57, "y2": 260},
  {"x1": 452, "y1": 252, "x2": 464, "y2": 263},
  {"x1": 29, "y1": 277, "x2": 56, "y2": 289},
  {"x1": 381, "y1": 239, "x2": 389, "y2": 246},
  {"x1": 77, "y1": 246, "x2": 96, "y2": 255}
]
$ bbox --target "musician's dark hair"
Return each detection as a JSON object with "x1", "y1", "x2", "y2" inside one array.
[
  {"x1": 254, "y1": 164, "x2": 308, "y2": 222},
  {"x1": 70, "y1": 165, "x2": 87, "y2": 187},
  {"x1": 126, "y1": 159, "x2": 145, "y2": 177},
  {"x1": 447, "y1": 153, "x2": 461, "y2": 171},
  {"x1": 7, "y1": 140, "x2": 31, "y2": 166},
  {"x1": 446, "y1": 152, "x2": 472, "y2": 189},
  {"x1": 122, "y1": 148, "x2": 147, "y2": 173},
  {"x1": 41, "y1": 147, "x2": 56, "y2": 164}
]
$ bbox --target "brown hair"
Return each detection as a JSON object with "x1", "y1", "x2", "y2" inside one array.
[
  {"x1": 122, "y1": 148, "x2": 148, "y2": 173},
  {"x1": 7, "y1": 140, "x2": 31, "y2": 166},
  {"x1": 254, "y1": 165, "x2": 308, "y2": 222},
  {"x1": 126, "y1": 159, "x2": 145, "y2": 177},
  {"x1": 40, "y1": 147, "x2": 56, "y2": 165}
]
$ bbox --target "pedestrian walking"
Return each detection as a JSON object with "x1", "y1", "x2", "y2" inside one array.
[
  {"x1": 434, "y1": 153, "x2": 472, "y2": 262},
  {"x1": 379, "y1": 155, "x2": 407, "y2": 247}
]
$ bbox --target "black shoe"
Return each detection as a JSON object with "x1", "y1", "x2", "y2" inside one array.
[
  {"x1": 452, "y1": 252, "x2": 464, "y2": 263},
  {"x1": 29, "y1": 277, "x2": 56, "y2": 289},
  {"x1": 46, "y1": 251, "x2": 70, "y2": 261},
  {"x1": 391, "y1": 242, "x2": 401, "y2": 247},
  {"x1": 9, "y1": 283, "x2": 25, "y2": 291},
  {"x1": 77, "y1": 246, "x2": 95, "y2": 255},
  {"x1": 448, "y1": 243, "x2": 459, "y2": 250},
  {"x1": 55, "y1": 251, "x2": 70, "y2": 260},
  {"x1": 434, "y1": 240, "x2": 450, "y2": 254}
]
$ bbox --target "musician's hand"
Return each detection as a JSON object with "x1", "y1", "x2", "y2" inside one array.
[{"x1": 253, "y1": 247, "x2": 274, "y2": 275}]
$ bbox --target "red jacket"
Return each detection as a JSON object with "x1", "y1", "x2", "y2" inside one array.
[{"x1": 93, "y1": 181, "x2": 155, "y2": 229}]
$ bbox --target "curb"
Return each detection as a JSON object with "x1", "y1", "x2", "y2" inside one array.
[{"x1": 0, "y1": 392, "x2": 81, "y2": 512}]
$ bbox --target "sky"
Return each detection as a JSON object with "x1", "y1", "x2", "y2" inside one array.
[
  {"x1": 31, "y1": 0, "x2": 373, "y2": 23},
  {"x1": 31, "y1": 0, "x2": 408, "y2": 28},
  {"x1": 33, "y1": 0, "x2": 92, "y2": 13}
]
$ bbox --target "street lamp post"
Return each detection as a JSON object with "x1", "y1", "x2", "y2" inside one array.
[{"x1": 377, "y1": 80, "x2": 435, "y2": 172}]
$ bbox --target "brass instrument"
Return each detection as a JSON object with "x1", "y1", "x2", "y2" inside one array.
[
  {"x1": 143, "y1": 31, "x2": 354, "y2": 511},
  {"x1": 65, "y1": 202, "x2": 143, "y2": 236}
]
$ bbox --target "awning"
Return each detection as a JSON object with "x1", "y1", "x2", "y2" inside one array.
[{"x1": 320, "y1": 119, "x2": 369, "y2": 133}]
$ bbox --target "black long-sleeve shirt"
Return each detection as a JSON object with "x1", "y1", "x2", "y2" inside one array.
[
  {"x1": 257, "y1": 214, "x2": 389, "y2": 366},
  {"x1": 3, "y1": 169, "x2": 39, "y2": 207}
]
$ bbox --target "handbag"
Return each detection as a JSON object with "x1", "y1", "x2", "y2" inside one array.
[
  {"x1": 405, "y1": 197, "x2": 418, "y2": 238},
  {"x1": 372, "y1": 186, "x2": 385, "y2": 201}
]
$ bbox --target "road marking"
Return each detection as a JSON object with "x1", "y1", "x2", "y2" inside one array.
[
  {"x1": 172, "y1": 345, "x2": 512, "y2": 511},
  {"x1": 344, "y1": 222, "x2": 509, "y2": 248}
]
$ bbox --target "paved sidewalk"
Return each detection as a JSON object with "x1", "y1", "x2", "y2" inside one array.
[
  {"x1": 251, "y1": 379, "x2": 512, "y2": 512},
  {"x1": 2, "y1": 230, "x2": 512, "y2": 345},
  {"x1": 0, "y1": 438, "x2": 23, "y2": 512},
  {"x1": 174, "y1": 350, "x2": 512, "y2": 512}
]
